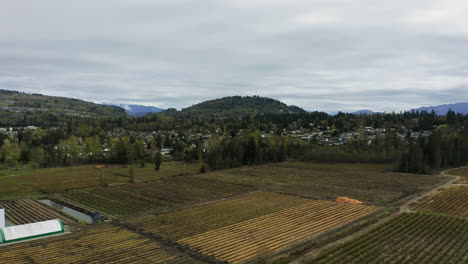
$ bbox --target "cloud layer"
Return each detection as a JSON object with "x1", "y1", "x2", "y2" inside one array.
[{"x1": 1, "y1": 0, "x2": 468, "y2": 112}]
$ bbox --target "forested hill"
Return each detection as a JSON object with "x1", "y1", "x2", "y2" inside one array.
[
  {"x1": 168, "y1": 96, "x2": 306, "y2": 117},
  {"x1": 0, "y1": 89, "x2": 127, "y2": 126}
]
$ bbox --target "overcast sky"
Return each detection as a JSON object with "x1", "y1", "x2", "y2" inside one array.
[{"x1": 1, "y1": 0, "x2": 468, "y2": 112}]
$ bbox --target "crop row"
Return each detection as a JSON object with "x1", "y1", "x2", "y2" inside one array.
[
  {"x1": 129, "y1": 192, "x2": 310, "y2": 240},
  {"x1": 180, "y1": 200, "x2": 377, "y2": 263},
  {"x1": 410, "y1": 186, "x2": 467, "y2": 217},
  {"x1": 0, "y1": 198, "x2": 75, "y2": 225},
  {"x1": 311, "y1": 212, "x2": 468, "y2": 264},
  {"x1": 448, "y1": 167, "x2": 468, "y2": 184},
  {"x1": 58, "y1": 176, "x2": 253, "y2": 217},
  {"x1": 0, "y1": 224, "x2": 201, "y2": 264},
  {"x1": 198, "y1": 163, "x2": 445, "y2": 204}
]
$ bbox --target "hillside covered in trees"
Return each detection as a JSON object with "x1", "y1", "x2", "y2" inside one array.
[
  {"x1": 169, "y1": 96, "x2": 306, "y2": 118},
  {"x1": 0, "y1": 89, "x2": 127, "y2": 127},
  {"x1": 0, "y1": 89, "x2": 467, "y2": 175}
]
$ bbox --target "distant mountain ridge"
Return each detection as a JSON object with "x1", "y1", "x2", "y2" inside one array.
[
  {"x1": 110, "y1": 104, "x2": 164, "y2": 117},
  {"x1": 329, "y1": 110, "x2": 378, "y2": 116},
  {"x1": 411, "y1": 102, "x2": 468, "y2": 115},
  {"x1": 351, "y1": 110, "x2": 376, "y2": 115}
]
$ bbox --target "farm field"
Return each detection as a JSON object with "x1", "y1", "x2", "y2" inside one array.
[
  {"x1": 448, "y1": 166, "x2": 468, "y2": 184},
  {"x1": 103, "y1": 161, "x2": 200, "y2": 181},
  {"x1": 57, "y1": 176, "x2": 253, "y2": 217},
  {"x1": 268, "y1": 161, "x2": 392, "y2": 172},
  {"x1": 0, "y1": 224, "x2": 201, "y2": 264},
  {"x1": 197, "y1": 161, "x2": 445, "y2": 204},
  {"x1": 129, "y1": 192, "x2": 311, "y2": 240},
  {"x1": 0, "y1": 178, "x2": 34, "y2": 199},
  {"x1": 409, "y1": 185, "x2": 468, "y2": 217},
  {"x1": 309, "y1": 212, "x2": 468, "y2": 264},
  {"x1": 0, "y1": 198, "x2": 75, "y2": 225},
  {"x1": 5, "y1": 166, "x2": 128, "y2": 192},
  {"x1": 178, "y1": 199, "x2": 377, "y2": 263},
  {"x1": 0, "y1": 162, "x2": 199, "y2": 196}
]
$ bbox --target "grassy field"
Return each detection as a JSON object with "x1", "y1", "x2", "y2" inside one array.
[
  {"x1": 0, "y1": 178, "x2": 35, "y2": 200},
  {"x1": 409, "y1": 185, "x2": 468, "y2": 217},
  {"x1": 268, "y1": 161, "x2": 392, "y2": 172},
  {"x1": 448, "y1": 166, "x2": 468, "y2": 183},
  {"x1": 57, "y1": 176, "x2": 253, "y2": 217},
  {"x1": 129, "y1": 192, "x2": 311, "y2": 240},
  {"x1": 178, "y1": 199, "x2": 377, "y2": 263},
  {"x1": 0, "y1": 161, "x2": 199, "y2": 196},
  {"x1": 103, "y1": 162, "x2": 200, "y2": 181},
  {"x1": 310, "y1": 212, "x2": 468, "y2": 264},
  {"x1": 0, "y1": 198, "x2": 75, "y2": 225},
  {"x1": 197, "y1": 161, "x2": 445, "y2": 204},
  {"x1": 0, "y1": 224, "x2": 201, "y2": 264}
]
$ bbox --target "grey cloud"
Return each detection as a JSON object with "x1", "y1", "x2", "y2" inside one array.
[{"x1": 0, "y1": 0, "x2": 468, "y2": 112}]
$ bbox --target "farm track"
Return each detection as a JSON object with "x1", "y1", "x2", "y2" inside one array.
[{"x1": 289, "y1": 168, "x2": 463, "y2": 264}]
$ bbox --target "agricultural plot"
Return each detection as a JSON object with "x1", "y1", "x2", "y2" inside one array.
[
  {"x1": 310, "y1": 212, "x2": 468, "y2": 264},
  {"x1": 197, "y1": 162, "x2": 445, "y2": 204},
  {"x1": 449, "y1": 166, "x2": 468, "y2": 184},
  {"x1": 0, "y1": 162, "x2": 197, "y2": 195},
  {"x1": 179, "y1": 200, "x2": 377, "y2": 263},
  {"x1": 0, "y1": 224, "x2": 201, "y2": 264},
  {"x1": 0, "y1": 178, "x2": 34, "y2": 199},
  {"x1": 129, "y1": 192, "x2": 311, "y2": 240},
  {"x1": 57, "y1": 176, "x2": 253, "y2": 217},
  {"x1": 410, "y1": 185, "x2": 468, "y2": 217},
  {"x1": 0, "y1": 198, "x2": 75, "y2": 225},
  {"x1": 4, "y1": 166, "x2": 128, "y2": 192},
  {"x1": 269, "y1": 161, "x2": 391, "y2": 172},
  {"x1": 103, "y1": 161, "x2": 200, "y2": 181}
]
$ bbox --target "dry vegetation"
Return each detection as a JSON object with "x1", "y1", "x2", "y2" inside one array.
[
  {"x1": 0, "y1": 224, "x2": 201, "y2": 264},
  {"x1": 197, "y1": 161, "x2": 445, "y2": 204},
  {"x1": 128, "y1": 191, "x2": 377, "y2": 264},
  {"x1": 129, "y1": 192, "x2": 311, "y2": 240},
  {"x1": 0, "y1": 198, "x2": 75, "y2": 225},
  {"x1": 179, "y1": 200, "x2": 377, "y2": 263},
  {"x1": 409, "y1": 186, "x2": 468, "y2": 217},
  {"x1": 448, "y1": 167, "x2": 468, "y2": 184},
  {"x1": 57, "y1": 176, "x2": 253, "y2": 217}
]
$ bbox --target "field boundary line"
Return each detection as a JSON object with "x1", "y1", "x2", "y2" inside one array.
[{"x1": 122, "y1": 189, "x2": 261, "y2": 221}]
